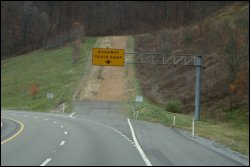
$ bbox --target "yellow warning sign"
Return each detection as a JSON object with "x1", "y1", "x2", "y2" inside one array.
[{"x1": 92, "y1": 48, "x2": 125, "y2": 66}]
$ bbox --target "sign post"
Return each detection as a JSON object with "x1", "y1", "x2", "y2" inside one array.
[
  {"x1": 47, "y1": 92, "x2": 53, "y2": 109},
  {"x1": 125, "y1": 52, "x2": 204, "y2": 120},
  {"x1": 135, "y1": 96, "x2": 143, "y2": 102},
  {"x1": 47, "y1": 92, "x2": 53, "y2": 99},
  {"x1": 92, "y1": 48, "x2": 125, "y2": 66},
  {"x1": 135, "y1": 96, "x2": 144, "y2": 118}
]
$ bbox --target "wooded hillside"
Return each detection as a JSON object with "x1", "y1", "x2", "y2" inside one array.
[
  {"x1": 1, "y1": 1, "x2": 233, "y2": 58},
  {"x1": 135, "y1": 1, "x2": 249, "y2": 121}
]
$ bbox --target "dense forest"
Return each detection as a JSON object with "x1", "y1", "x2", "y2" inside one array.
[{"x1": 1, "y1": 1, "x2": 233, "y2": 58}]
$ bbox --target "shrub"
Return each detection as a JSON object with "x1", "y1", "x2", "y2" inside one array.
[
  {"x1": 165, "y1": 100, "x2": 183, "y2": 113},
  {"x1": 30, "y1": 82, "x2": 39, "y2": 100},
  {"x1": 183, "y1": 34, "x2": 192, "y2": 44}
]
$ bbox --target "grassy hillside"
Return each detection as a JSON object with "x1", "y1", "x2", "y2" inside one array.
[
  {"x1": 1, "y1": 37, "x2": 97, "y2": 112},
  {"x1": 135, "y1": 2, "x2": 249, "y2": 113},
  {"x1": 128, "y1": 36, "x2": 249, "y2": 156},
  {"x1": 131, "y1": 2, "x2": 249, "y2": 156},
  {"x1": 134, "y1": 2, "x2": 249, "y2": 126}
]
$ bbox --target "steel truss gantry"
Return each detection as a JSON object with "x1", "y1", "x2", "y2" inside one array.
[{"x1": 125, "y1": 52, "x2": 203, "y2": 121}]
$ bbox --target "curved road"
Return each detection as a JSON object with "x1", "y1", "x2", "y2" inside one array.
[
  {"x1": 1, "y1": 103, "x2": 247, "y2": 166},
  {"x1": 1, "y1": 110, "x2": 145, "y2": 166}
]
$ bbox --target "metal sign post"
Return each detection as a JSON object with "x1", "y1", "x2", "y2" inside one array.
[
  {"x1": 135, "y1": 96, "x2": 143, "y2": 102},
  {"x1": 135, "y1": 96, "x2": 144, "y2": 118},
  {"x1": 194, "y1": 56, "x2": 202, "y2": 121},
  {"x1": 47, "y1": 92, "x2": 54, "y2": 99},
  {"x1": 125, "y1": 52, "x2": 203, "y2": 121},
  {"x1": 46, "y1": 92, "x2": 54, "y2": 110}
]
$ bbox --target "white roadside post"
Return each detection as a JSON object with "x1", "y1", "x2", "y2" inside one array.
[
  {"x1": 173, "y1": 113, "x2": 176, "y2": 127},
  {"x1": 192, "y1": 118, "x2": 195, "y2": 136}
]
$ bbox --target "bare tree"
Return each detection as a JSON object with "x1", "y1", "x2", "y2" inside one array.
[{"x1": 71, "y1": 22, "x2": 84, "y2": 64}]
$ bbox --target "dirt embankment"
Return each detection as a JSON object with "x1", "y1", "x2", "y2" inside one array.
[{"x1": 76, "y1": 36, "x2": 128, "y2": 102}]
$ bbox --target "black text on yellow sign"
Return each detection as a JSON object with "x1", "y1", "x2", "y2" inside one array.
[{"x1": 92, "y1": 48, "x2": 125, "y2": 66}]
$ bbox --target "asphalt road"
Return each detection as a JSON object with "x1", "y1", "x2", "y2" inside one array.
[
  {"x1": 1, "y1": 109, "x2": 145, "y2": 166},
  {"x1": 130, "y1": 120, "x2": 244, "y2": 166},
  {"x1": 1, "y1": 102, "x2": 246, "y2": 166}
]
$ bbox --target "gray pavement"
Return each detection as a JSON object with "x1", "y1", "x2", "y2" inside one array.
[
  {"x1": 1, "y1": 110, "x2": 145, "y2": 166},
  {"x1": 130, "y1": 119, "x2": 246, "y2": 166},
  {"x1": 1, "y1": 102, "x2": 248, "y2": 166}
]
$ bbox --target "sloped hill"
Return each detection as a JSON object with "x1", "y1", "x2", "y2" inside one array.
[
  {"x1": 135, "y1": 1, "x2": 249, "y2": 121},
  {"x1": 74, "y1": 36, "x2": 128, "y2": 102},
  {"x1": 1, "y1": 38, "x2": 97, "y2": 112}
]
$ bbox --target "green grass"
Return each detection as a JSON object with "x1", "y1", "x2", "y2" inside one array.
[
  {"x1": 131, "y1": 98, "x2": 249, "y2": 156},
  {"x1": 1, "y1": 37, "x2": 97, "y2": 112}
]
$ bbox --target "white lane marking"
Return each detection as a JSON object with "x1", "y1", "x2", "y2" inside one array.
[
  {"x1": 83, "y1": 118, "x2": 136, "y2": 148},
  {"x1": 127, "y1": 118, "x2": 152, "y2": 166},
  {"x1": 69, "y1": 112, "x2": 75, "y2": 118},
  {"x1": 60, "y1": 140, "x2": 65, "y2": 146},
  {"x1": 53, "y1": 121, "x2": 57, "y2": 124},
  {"x1": 35, "y1": 116, "x2": 39, "y2": 119},
  {"x1": 40, "y1": 158, "x2": 52, "y2": 166},
  {"x1": 45, "y1": 118, "x2": 48, "y2": 121},
  {"x1": 124, "y1": 136, "x2": 129, "y2": 140},
  {"x1": 2, "y1": 111, "x2": 136, "y2": 149},
  {"x1": 64, "y1": 131, "x2": 68, "y2": 135}
]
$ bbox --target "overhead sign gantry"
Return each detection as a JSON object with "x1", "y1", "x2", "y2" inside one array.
[{"x1": 125, "y1": 52, "x2": 203, "y2": 121}]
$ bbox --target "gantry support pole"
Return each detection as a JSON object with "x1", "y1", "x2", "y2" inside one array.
[{"x1": 194, "y1": 56, "x2": 202, "y2": 121}]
